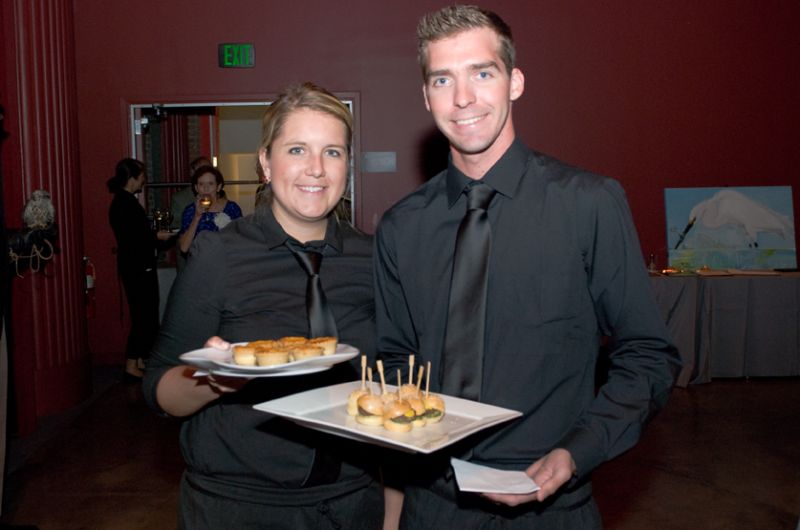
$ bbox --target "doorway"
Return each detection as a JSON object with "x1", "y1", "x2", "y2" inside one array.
[{"x1": 128, "y1": 99, "x2": 357, "y2": 224}]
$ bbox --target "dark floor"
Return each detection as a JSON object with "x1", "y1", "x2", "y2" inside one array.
[
  {"x1": 1, "y1": 368, "x2": 184, "y2": 530},
  {"x1": 1, "y1": 372, "x2": 799, "y2": 529}
]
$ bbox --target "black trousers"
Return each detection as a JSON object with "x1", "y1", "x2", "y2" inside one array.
[
  {"x1": 120, "y1": 267, "x2": 159, "y2": 361},
  {"x1": 178, "y1": 473, "x2": 384, "y2": 530},
  {"x1": 401, "y1": 477, "x2": 602, "y2": 530}
]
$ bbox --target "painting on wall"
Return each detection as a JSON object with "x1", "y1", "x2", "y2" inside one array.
[{"x1": 665, "y1": 186, "x2": 796, "y2": 270}]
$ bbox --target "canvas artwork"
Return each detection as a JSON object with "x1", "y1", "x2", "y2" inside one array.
[{"x1": 664, "y1": 186, "x2": 796, "y2": 270}]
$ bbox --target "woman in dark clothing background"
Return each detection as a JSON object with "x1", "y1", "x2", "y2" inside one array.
[{"x1": 107, "y1": 158, "x2": 172, "y2": 379}]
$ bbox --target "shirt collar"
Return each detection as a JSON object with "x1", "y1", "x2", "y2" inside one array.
[
  {"x1": 254, "y1": 203, "x2": 343, "y2": 254},
  {"x1": 445, "y1": 138, "x2": 529, "y2": 208}
]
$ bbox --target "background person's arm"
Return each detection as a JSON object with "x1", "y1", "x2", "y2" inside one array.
[
  {"x1": 143, "y1": 233, "x2": 235, "y2": 417},
  {"x1": 179, "y1": 200, "x2": 204, "y2": 254}
]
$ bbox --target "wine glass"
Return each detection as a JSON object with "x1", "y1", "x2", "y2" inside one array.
[
  {"x1": 152, "y1": 208, "x2": 164, "y2": 230},
  {"x1": 163, "y1": 210, "x2": 174, "y2": 230},
  {"x1": 199, "y1": 194, "x2": 212, "y2": 211}
]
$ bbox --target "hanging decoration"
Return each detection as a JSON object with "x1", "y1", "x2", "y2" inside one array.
[{"x1": 8, "y1": 189, "x2": 59, "y2": 277}]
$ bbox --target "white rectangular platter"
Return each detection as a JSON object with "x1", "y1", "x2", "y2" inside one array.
[{"x1": 253, "y1": 381, "x2": 522, "y2": 454}]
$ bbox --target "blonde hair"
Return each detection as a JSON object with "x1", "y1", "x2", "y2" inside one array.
[
  {"x1": 256, "y1": 82, "x2": 353, "y2": 222},
  {"x1": 259, "y1": 82, "x2": 352, "y2": 158}
]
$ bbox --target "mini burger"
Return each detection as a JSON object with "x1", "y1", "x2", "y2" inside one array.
[
  {"x1": 383, "y1": 400, "x2": 415, "y2": 433},
  {"x1": 355, "y1": 394, "x2": 384, "y2": 426},
  {"x1": 398, "y1": 383, "x2": 420, "y2": 401},
  {"x1": 380, "y1": 391, "x2": 399, "y2": 405},
  {"x1": 347, "y1": 387, "x2": 369, "y2": 416},
  {"x1": 422, "y1": 394, "x2": 445, "y2": 423},
  {"x1": 405, "y1": 395, "x2": 427, "y2": 428}
]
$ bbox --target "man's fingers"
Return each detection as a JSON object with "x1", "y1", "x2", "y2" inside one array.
[{"x1": 480, "y1": 491, "x2": 538, "y2": 507}]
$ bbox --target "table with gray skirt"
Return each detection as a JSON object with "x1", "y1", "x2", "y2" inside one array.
[{"x1": 649, "y1": 272, "x2": 800, "y2": 386}]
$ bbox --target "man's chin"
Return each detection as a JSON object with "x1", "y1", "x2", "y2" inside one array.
[{"x1": 449, "y1": 139, "x2": 493, "y2": 157}]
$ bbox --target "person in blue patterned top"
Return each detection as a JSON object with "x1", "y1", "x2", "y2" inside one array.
[{"x1": 178, "y1": 165, "x2": 242, "y2": 256}]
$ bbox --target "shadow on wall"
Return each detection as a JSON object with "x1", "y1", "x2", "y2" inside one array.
[{"x1": 417, "y1": 126, "x2": 450, "y2": 182}]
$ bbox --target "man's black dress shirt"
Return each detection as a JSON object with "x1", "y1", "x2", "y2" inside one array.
[
  {"x1": 375, "y1": 139, "x2": 681, "y2": 480},
  {"x1": 143, "y1": 206, "x2": 376, "y2": 504}
]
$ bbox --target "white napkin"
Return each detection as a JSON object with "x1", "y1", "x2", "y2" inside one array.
[{"x1": 451, "y1": 458, "x2": 540, "y2": 495}]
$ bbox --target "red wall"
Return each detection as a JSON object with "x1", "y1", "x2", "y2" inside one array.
[{"x1": 72, "y1": 1, "x2": 800, "y2": 362}]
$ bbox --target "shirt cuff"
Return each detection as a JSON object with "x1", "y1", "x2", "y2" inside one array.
[{"x1": 556, "y1": 426, "x2": 606, "y2": 482}]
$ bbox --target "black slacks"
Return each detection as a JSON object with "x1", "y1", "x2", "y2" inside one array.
[
  {"x1": 400, "y1": 477, "x2": 602, "y2": 530},
  {"x1": 178, "y1": 473, "x2": 384, "y2": 530},
  {"x1": 120, "y1": 267, "x2": 159, "y2": 361}
]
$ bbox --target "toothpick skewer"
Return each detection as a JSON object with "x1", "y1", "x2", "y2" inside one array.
[
  {"x1": 425, "y1": 361, "x2": 431, "y2": 398},
  {"x1": 408, "y1": 354, "x2": 415, "y2": 386},
  {"x1": 376, "y1": 360, "x2": 387, "y2": 396},
  {"x1": 360, "y1": 355, "x2": 367, "y2": 390},
  {"x1": 416, "y1": 366, "x2": 425, "y2": 391},
  {"x1": 397, "y1": 369, "x2": 402, "y2": 391},
  {"x1": 367, "y1": 367, "x2": 374, "y2": 395}
]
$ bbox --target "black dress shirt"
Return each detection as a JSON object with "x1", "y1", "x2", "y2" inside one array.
[
  {"x1": 143, "y1": 206, "x2": 376, "y2": 503},
  {"x1": 375, "y1": 139, "x2": 681, "y2": 480}
]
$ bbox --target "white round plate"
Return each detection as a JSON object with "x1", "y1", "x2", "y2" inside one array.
[
  {"x1": 181, "y1": 343, "x2": 359, "y2": 376},
  {"x1": 208, "y1": 365, "x2": 331, "y2": 378}
]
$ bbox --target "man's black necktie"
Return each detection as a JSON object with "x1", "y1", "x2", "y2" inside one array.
[
  {"x1": 440, "y1": 181, "x2": 496, "y2": 401},
  {"x1": 289, "y1": 244, "x2": 338, "y2": 339}
]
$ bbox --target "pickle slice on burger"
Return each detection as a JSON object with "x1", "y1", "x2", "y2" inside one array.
[
  {"x1": 422, "y1": 394, "x2": 445, "y2": 423},
  {"x1": 382, "y1": 399, "x2": 415, "y2": 433},
  {"x1": 405, "y1": 395, "x2": 427, "y2": 428}
]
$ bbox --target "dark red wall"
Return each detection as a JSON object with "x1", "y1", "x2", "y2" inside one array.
[{"x1": 72, "y1": 1, "x2": 800, "y2": 362}]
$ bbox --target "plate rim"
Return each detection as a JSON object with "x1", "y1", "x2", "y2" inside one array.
[
  {"x1": 180, "y1": 343, "x2": 359, "y2": 375},
  {"x1": 207, "y1": 364, "x2": 331, "y2": 378}
]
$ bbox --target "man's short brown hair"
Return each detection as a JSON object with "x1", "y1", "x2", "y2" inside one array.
[{"x1": 417, "y1": 5, "x2": 515, "y2": 80}]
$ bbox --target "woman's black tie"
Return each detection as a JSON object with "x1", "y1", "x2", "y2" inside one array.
[{"x1": 289, "y1": 244, "x2": 338, "y2": 339}]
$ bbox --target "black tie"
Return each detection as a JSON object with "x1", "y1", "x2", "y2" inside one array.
[
  {"x1": 440, "y1": 181, "x2": 496, "y2": 401},
  {"x1": 289, "y1": 244, "x2": 338, "y2": 339},
  {"x1": 290, "y1": 243, "x2": 342, "y2": 486}
]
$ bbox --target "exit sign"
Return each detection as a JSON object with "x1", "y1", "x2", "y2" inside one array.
[{"x1": 218, "y1": 43, "x2": 255, "y2": 68}]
